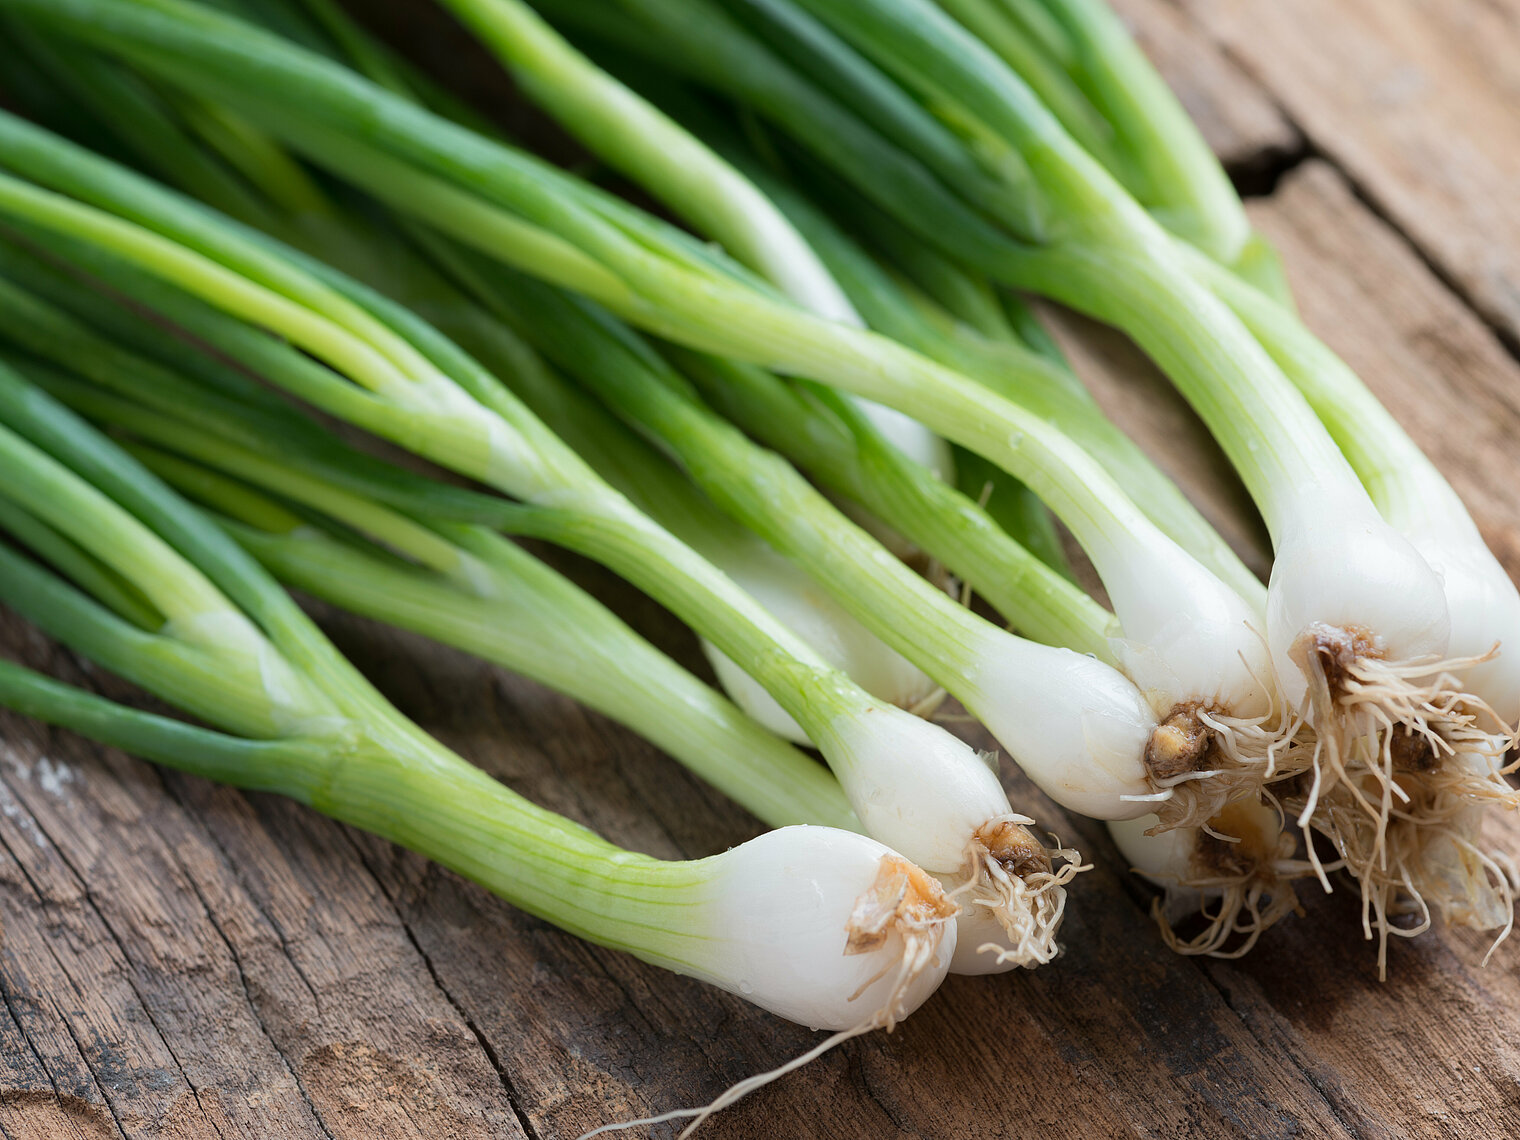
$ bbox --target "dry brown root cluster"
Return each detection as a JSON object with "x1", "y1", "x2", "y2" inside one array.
[
  {"x1": 954, "y1": 814, "x2": 1087, "y2": 968},
  {"x1": 1145, "y1": 630, "x2": 1520, "y2": 970}
]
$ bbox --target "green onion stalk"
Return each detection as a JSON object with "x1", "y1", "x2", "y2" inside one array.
[
  {"x1": 414, "y1": 281, "x2": 946, "y2": 744},
  {"x1": 4, "y1": 2, "x2": 1305, "y2": 858},
  {"x1": 888, "y1": 0, "x2": 1520, "y2": 960},
  {"x1": 428, "y1": 0, "x2": 1258, "y2": 611},
  {"x1": 12, "y1": 313, "x2": 1086, "y2": 973},
  {"x1": 0, "y1": 0, "x2": 954, "y2": 749},
  {"x1": 419, "y1": 263, "x2": 1190, "y2": 967},
  {"x1": 238, "y1": 0, "x2": 1095, "y2": 739},
  {"x1": 752, "y1": 165, "x2": 1263, "y2": 606},
  {"x1": 0, "y1": 114, "x2": 1083, "y2": 968},
  {"x1": 0, "y1": 362, "x2": 961, "y2": 1109},
  {"x1": 0, "y1": 222, "x2": 935, "y2": 759},
  {"x1": 276, "y1": 0, "x2": 1019, "y2": 642},
  {"x1": 0, "y1": 77, "x2": 1151, "y2": 956},
  {"x1": 433, "y1": 0, "x2": 961, "y2": 489},
  {"x1": 492, "y1": 0, "x2": 1516, "y2": 939},
  {"x1": 925, "y1": 0, "x2": 1290, "y2": 302},
  {"x1": 0, "y1": 304, "x2": 855, "y2": 833},
  {"x1": 722, "y1": 14, "x2": 1517, "y2": 960}
]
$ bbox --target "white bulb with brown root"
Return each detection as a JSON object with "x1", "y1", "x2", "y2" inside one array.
[
  {"x1": 1084, "y1": 518, "x2": 1287, "y2": 833},
  {"x1": 815, "y1": 704, "x2": 1084, "y2": 975},
  {"x1": 687, "y1": 826, "x2": 958, "y2": 1028},
  {"x1": 1265, "y1": 497, "x2": 1520, "y2": 921},
  {"x1": 1108, "y1": 800, "x2": 1313, "y2": 957},
  {"x1": 578, "y1": 826, "x2": 959, "y2": 1140}
]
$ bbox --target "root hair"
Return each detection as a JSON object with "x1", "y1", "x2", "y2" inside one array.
[
  {"x1": 577, "y1": 855, "x2": 957, "y2": 1140},
  {"x1": 953, "y1": 814, "x2": 1088, "y2": 968},
  {"x1": 1147, "y1": 805, "x2": 1318, "y2": 958}
]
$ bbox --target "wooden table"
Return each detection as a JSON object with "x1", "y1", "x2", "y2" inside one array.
[{"x1": 5, "y1": 1, "x2": 1520, "y2": 1136}]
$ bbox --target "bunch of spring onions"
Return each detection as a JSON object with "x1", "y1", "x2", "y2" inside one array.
[
  {"x1": 0, "y1": 108, "x2": 1105, "y2": 976},
  {"x1": 0, "y1": 356, "x2": 962, "y2": 1131},
  {"x1": 0, "y1": 11, "x2": 1513, "y2": 1135},
  {"x1": 499, "y1": 0, "x2": 1520, "y2": 944},
  {"x1": 418, "y1": 0, "x2": 1520, "y2": 957},
  {"x1": 2, "y1": 0, "x2": 1312, "y2": 937}
]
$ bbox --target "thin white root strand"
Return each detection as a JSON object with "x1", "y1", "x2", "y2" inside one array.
[
  {"x1": 1285, "y1": 635, "x2": 1518, "y2": 910},
  {"x1": 1152, "y1": 863, "x2": 1317, "y2": 959},
  {"x1": 573, "y1": 1026, "x2": 878, "y2": 1140},
  {"x1": 953, "y1": 814, "x2": 1088, "y2": 968},
  {"x1": 1149, "y1": 800, "x2": 1321, "y2": 958},
  {"x1": 1291, "y1": 785, "x2": 1519, "y2": 979},
  {"x1": 577, "y1": 856, "x2": 955, "y2": 1140},
  {"x1": 1145, "y1": 700, "x2": 1307, "y2": 835}
]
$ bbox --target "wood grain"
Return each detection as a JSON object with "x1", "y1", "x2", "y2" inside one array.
[
  {"x1": 1171, "y1": 0, "x2": 1520, "y2": 346},
  {"x1": 4, "y1": 2, "x2": 1520, "y2": 1139}
]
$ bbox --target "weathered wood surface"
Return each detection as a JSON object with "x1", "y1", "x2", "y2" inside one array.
[
  {"x1": 5, "y1": 2, "x2": 1520, "y2": 1138},
  {"x1": 1171, "y1": 0, "x2": 1520, "y2": 346}
]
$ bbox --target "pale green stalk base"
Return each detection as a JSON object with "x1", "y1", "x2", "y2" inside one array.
[
  {"x1": 0, "y1": 656, "x2": 728, "y2": 974},
  {"x1": 682, "y1": 352, "x2": 1117, "y2": 660}
]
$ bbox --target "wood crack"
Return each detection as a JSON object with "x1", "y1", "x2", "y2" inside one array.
[
  {"x1": 1199, "y1": 967, "x2": 1368, "y2": 1140},
  {"x1": 150, "y1": 780, "x2": 323, "y2": 1016},
  {"x1": 47, "y1": 1000, "x2": 132, "y2": 1140},
  {"x1": 0, "y1": 825, "x2": 130, "y2": 1140},
  {"x1": 1227, "y1": 140, "x2": 1313, "y2": 200},
  {"x1": 1317, "y1": 160, "x2": 1520, "y2": 365},
  {"x1": 333, "y1": 830, "x2": 541, "y2": 1140},
  {"x1": 1160, "y1": 0, "x2": 1520, "y2": 365},
  {"x1": 174, "y1": 859, "x2": 337, "y2": 1140},
  {"x1": 1, "y1": 775, "x2": 229, "y2": 1139}
]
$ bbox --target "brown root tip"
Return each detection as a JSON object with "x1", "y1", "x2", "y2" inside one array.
[
  {"x1": 1389, "y1": 724, "x2": 1439, "y2": 772},
  {"x1": 1295, "y1": 623, "x2": 1382, "y2": 701},
  {"x1": 845, "y1": 855, "x2": 957, "y2": 956},
  {"x1": 1145, "y1": 702, "x2": 1215, "y2": 781},
  {"x1": 976, "y1": 817, "x2": 1053, "y2": 880},
  {"x1": 954, "y1": 816, "x2": 1087, "y2": 969}
]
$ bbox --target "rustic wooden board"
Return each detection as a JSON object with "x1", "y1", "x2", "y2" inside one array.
[
  {"x1": 1171, "y1": 0, "x2": 1520, "y2": 346},
  {"x1": 4, "y1": 3, "x2": 1520, "y2": 1139}
]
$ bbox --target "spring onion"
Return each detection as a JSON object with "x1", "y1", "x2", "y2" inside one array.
[
  {"x1": 1171, "y1": 245, "x2": 1520, "y2": 960},
  {"x1": 8, "y1": 0, "x2": 1296, "y2": 841},
  {"x1": 0, "y1": 111, "x2": 1081, "y2": 967},
  {"x1": 509, "y1": 0, "x2": 1515, "y2": 919},
  {"x1": 0, "y1": 360, "x2": 957, "y2": 1065}
]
